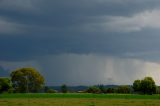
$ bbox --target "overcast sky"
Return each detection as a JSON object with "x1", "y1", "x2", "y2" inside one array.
[{"x1": 1, "y1": 0, "x2": 160, "y2": 86}]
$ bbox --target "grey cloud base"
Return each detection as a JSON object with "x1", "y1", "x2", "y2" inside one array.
[{"x1": 1, "y1": 54, "x2": 160, "y2": 86}]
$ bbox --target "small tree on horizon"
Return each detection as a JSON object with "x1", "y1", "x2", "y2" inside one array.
[
  {"x1": 98, "y1": 84, "x2": 106, "y2": 93},
  {"x1": 61, "y1": 84, "x2": 68, "y2": 93},
  {"x1": 86, "y1": 86, "x2": 101, "y2": 94},
  {"x1": 116, "y1": 85, "x2": 131, "y2": 94}
]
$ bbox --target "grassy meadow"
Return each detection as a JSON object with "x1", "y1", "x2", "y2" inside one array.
[{"x1": 0, "y1": 93, "x2": 160, "y2": 106}]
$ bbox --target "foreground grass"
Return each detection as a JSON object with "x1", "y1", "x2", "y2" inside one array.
[
  {"x1": 0, "y1": 93, "x2": 160, "y2": 99},
  {"x1": 1, "y1": 98, "x2": 160, "y2": 106},
  {"x1": 0, "y1": 94, "x2": 160, "y2": 106}
]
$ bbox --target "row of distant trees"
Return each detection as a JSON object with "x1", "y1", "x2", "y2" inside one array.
[
  {"x1": 0, "y1": 67, "x2": 159, "y2": 95},
  {"x1": 85, "y1": 77, "x2": 157, "y2": 95}
]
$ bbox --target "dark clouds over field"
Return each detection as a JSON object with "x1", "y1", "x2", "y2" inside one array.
[{"x1": 1, "y1": 0, "x2": 160, "y2": 85}]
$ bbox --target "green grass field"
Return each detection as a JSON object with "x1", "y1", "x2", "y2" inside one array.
[{"x1": 0, "y1": 93, "x2": 160, "y2": 106}]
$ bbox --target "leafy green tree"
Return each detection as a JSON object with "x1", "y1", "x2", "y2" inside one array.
[
  {"x1": 10, "y1": 67, "x2": 45, "y2": 93},
  {"x1": 86, "y1": 86, "x2": 101, "y2": 94},
  {"x1": 0, "y1": 77, "x2": 12, "y2": 93},
  {"x1": 61, "y1": 84, "x2": 68, "y2": 93},
  {"x1": 133, "y1": 77, "x2": 156, "y2": 94},
  {"x1": 133, "y1": 80, "x2": 141, "y2": 92},
  {"x1": 140, "y1": 77, "x2": 156, "y2": 94}
]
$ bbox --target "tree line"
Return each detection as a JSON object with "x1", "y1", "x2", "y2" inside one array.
[
  {"x1": 85, "y1": 77, "x2": 157, "y2": 95},
  {"x1": 0, "y1": 67, "x2": 159, "y2": 95}
]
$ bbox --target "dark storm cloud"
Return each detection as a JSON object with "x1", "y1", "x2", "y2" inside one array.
[
  {"x1": 1, "y1": 0, "x2": 160, "y2": 29},
  {"x1": 0, "y1": 0, "x2": 160, "y2": 62},
  {"x1": 1, "y1": 30, "x2": 160, "y2": 62}
]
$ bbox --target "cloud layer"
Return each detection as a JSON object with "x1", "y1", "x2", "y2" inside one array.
[{"x1": 1, "y1": 0, "x2": 160, "y2": 85}]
